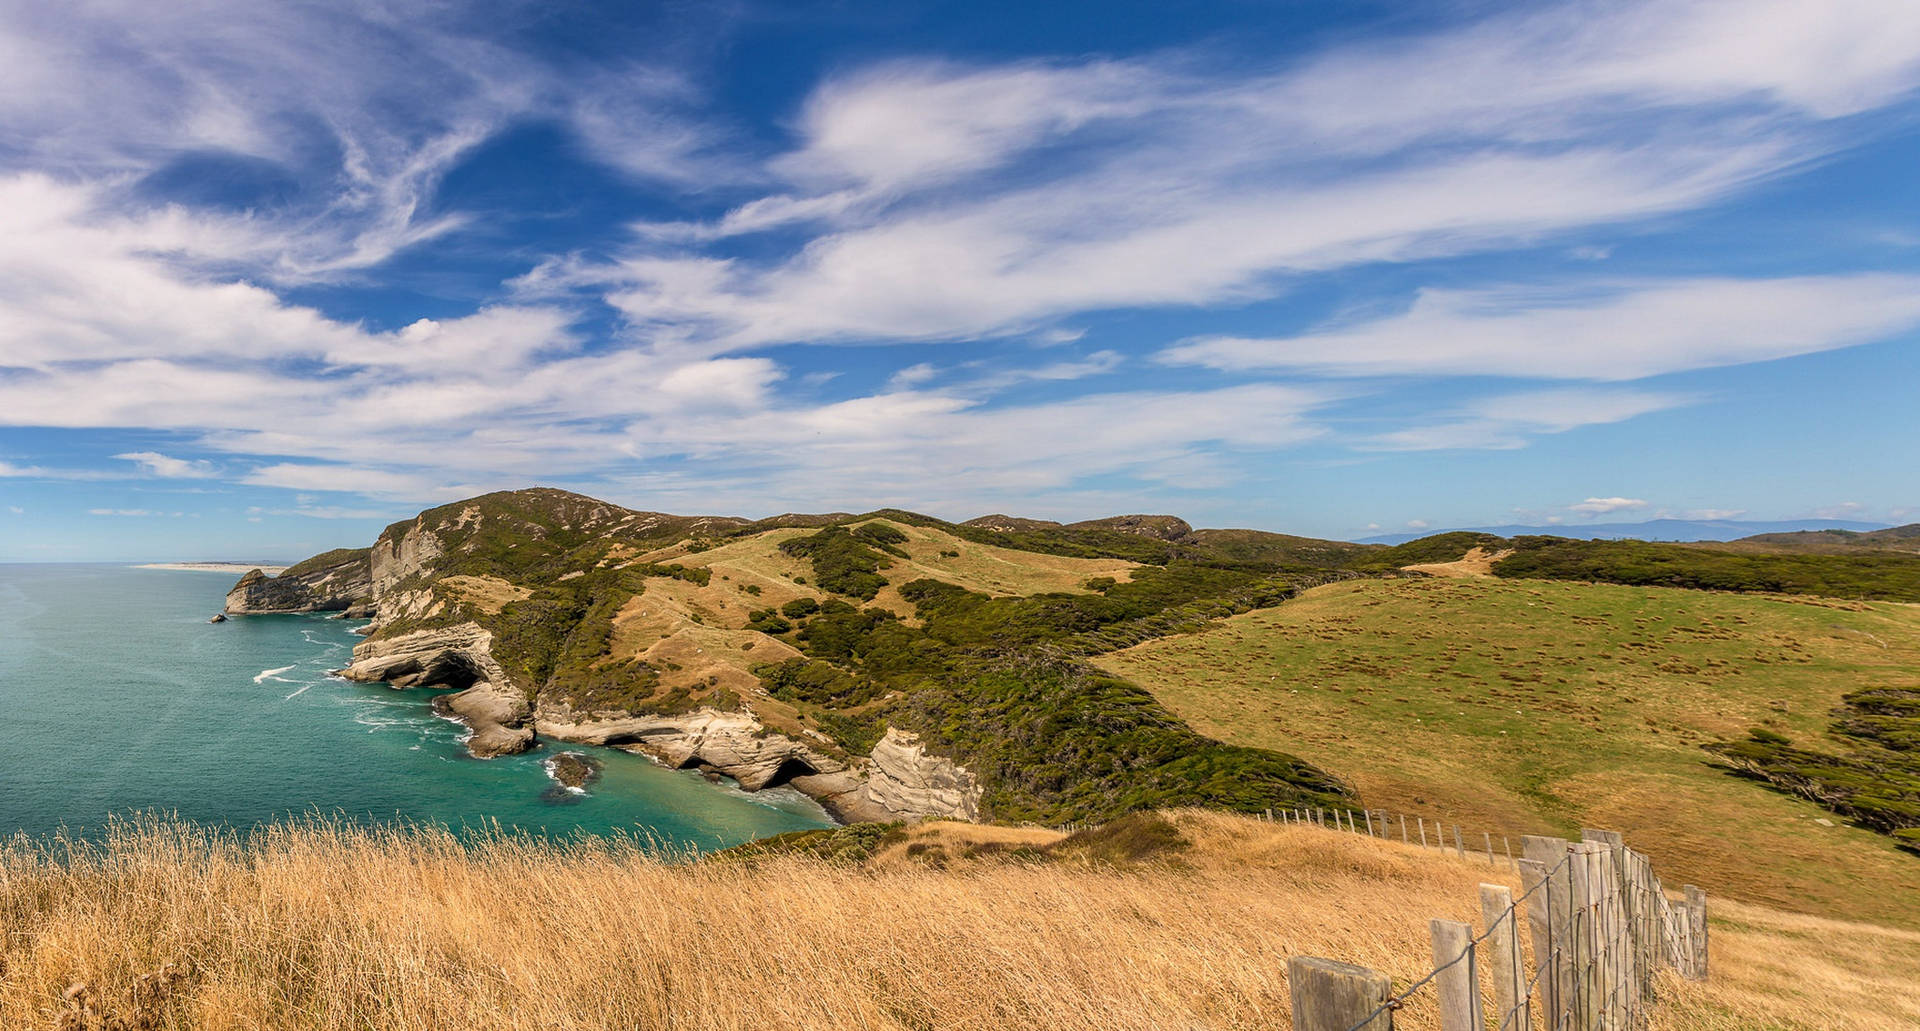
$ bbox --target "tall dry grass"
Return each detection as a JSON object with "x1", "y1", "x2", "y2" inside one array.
[{"x1": 0, "y1": 811, "x2": 1911, "y2": 1030}]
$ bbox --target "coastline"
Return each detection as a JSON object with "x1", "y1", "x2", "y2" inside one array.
[{"x1": 136, "y1": 562, "x2": 289, "y2": 575}]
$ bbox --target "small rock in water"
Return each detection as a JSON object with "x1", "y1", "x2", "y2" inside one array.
[
  {"x1": 545, "y1": 751, "x2": 603, "y2": 791},
  {"x1": 209, "y1": 613, "x2": 227, "y2": 623}
]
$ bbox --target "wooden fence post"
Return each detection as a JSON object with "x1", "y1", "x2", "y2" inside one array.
[
  {"x1": 1401, "y1": 814, "x2": 1408, "y2": 845},
  {"x1": 1518, "y1": 859, "x2": 1560, "y2": 1031},
  {"x1": 1484, "y1": 831, "x2": 1494, "y2": 867},
  {"x1": 1571, "y1": 842, "x2": 1608, "y2": 1031},
  {"x1": 1431, "y1": 919, "x2": 1484, "y2": 1031},
  {"x1": 1583, "y1": 829, "x2": 1638, "y2": 1027},
  {"x1": 1524, "y1": 835, "x2": 1575, "y2": 1031},
  {"x1": 1365, "y1": 809, "x2": 1376, "y2": 837},
  {"x1": 1419, "y1": 818, "x2": 1429, "y2": 849},
  {"x1": 1454, "y1": 824, "x2": 1466, "y2": 860},
  {"x1": 1480, "y1": 883, "x2": 1524, "y2": 1031},
  {"x1": 1288, "y1": 956, "x2": 1392, "y2": 1031},
  {"x1": 1683, "y1": 885, "x2": 1708, "y2": 981}
]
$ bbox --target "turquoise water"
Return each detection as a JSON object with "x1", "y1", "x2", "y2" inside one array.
[{"x1": 0, "y1": 564, "x2": 831, "y2": 847}]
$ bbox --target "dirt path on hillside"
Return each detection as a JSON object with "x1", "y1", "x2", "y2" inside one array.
[{"x1": 1400, "y1": 546, "x2": 1513, "y2": 578}]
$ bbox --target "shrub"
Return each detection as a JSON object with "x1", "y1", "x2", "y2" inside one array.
[{"x1": 780, "y1": 526, "x2": 893, "y2": 599}]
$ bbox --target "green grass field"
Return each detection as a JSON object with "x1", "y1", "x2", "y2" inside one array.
[{"x1": 1096, "y1": 576, "x2": 1920, "y2": 927}]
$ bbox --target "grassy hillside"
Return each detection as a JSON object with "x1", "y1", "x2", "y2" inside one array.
[
  {"x1": 1703, "y1": 523, "x2": 1920, "y2": 556},
  {"x1": 1096, "y1": 576, "x2": 1920, "y2": 927},
  {"x1": 1493, "y1": 535, "x2": 1920, "y2": 601},
  {"x1": 1360, "y1": 530, "x2": 1920, "y2": 601},
  {"x1": 352, "y1": 491, "x2": 1361, "y2": 819},
  {"x1": 3, "y1": 811, "x2": 1909, "y2": 1031},
  {"x1": 310, "y1": 489, "x2": 1920, "y2": 835}
]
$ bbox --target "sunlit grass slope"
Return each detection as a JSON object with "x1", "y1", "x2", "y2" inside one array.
[
  {"x1": 1096, "y1": 577, "x2": 1920, "y2": 927},
  {"x1": 3, "y1": 812, "x2": 1910, "y2": 1030}
]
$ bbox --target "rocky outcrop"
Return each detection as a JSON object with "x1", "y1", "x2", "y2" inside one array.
[
  {"x1": 224, "y1": 548, "x2": 373, "y2": 615},
  {"x1": 1064, "y1": 514, "x2": 1194, "y2": 541},
  {"x1": 862, "y1": 728, "x2": 983, "y2": 822},
  {"x1": 544, "y1": 752, "x2": 602, "y2": 791},
  {"x1": 534, "y1": 706, "x2": 977, "y2": 823},
  {"x1": 336, "y1": 623, "x2": 535, "y2": 758},
  {"x1": 962, "y1": 514, "x2": 1065, "y2": 533},
  {"x1": 537, "y1": 707, "x2": 842, "y2": 789}
]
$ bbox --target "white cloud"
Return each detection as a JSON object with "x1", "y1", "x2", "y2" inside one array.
[
  {"x1": 4, "y1": 0, "x2": 1920, "y2": 519},
  {"x1": 248, "y1": 504, "x2": 391, "y2": 520},
  {"x1": 1406, "y1": 519, "x2": 1430, "y2": 529},
  {"x1": 545, "y1": 0, "x2": 1920, "y2": 354},
  {"x1": 7, "y1": 505, "x2": 21, "y2": 515},
  {"x1": 0, "y1": 457, "x2": 118, "y2": 480},
  {"x1": 1813, "y1": 501, "x2": 1867, "y2": 519},
  {"x1": 87, "y1": 508, "x2": 155, "y2": 517},
  {"x1": 240, "y1": 464, "x2": 459, "y2": 499},
  {"x1": 113, "y1": 451, "x2": 214, "y2": 478},
  {"x1": 1363, "y1": 388, "x2": 1690, "y2": 451},
  {"x1": 1161, "y1": 275, "x2": 1920, "y2": 381},
  {"x1": 888, "y1": 363, "x2": 941, "y2": 389},
  {"x1": 1569, "y1": 497, "x2": 1650, "y2": 516},
  {"x1": 1684, "y1": 508, "x2": 1747, "y2": 521}
]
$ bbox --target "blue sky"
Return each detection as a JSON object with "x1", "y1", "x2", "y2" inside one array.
[{"x1": 3, "y1": 0, "x2": 1919, "y2": 561}]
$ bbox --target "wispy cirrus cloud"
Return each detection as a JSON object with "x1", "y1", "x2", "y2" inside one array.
[
  {"x1": 3, "y1": 0, "x2": 1920, "y2": 531},
  {"x1": 1159, "y1": 275, "x2": 1920, "y2": 381},
  {"x1": 113, "y1": 451, "x2": 215, "y2": 478},
  {"x1": 1361, "y1": 388, "x2": 1692, "y2": 452},
  {"x1": 548, "y1": 0, "x2": 1920, "y2": 356},
  {"x1": 1569, "y1": 497, "x2": 1650, "y2": 516}
]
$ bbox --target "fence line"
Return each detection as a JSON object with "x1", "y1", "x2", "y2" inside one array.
[
  {"x1": 1260, "y1": 805, "x2": 1525, "y2": 874},
  {"x1": 1277, "y1": 815, "x2": 1708, "y2": 1031}
]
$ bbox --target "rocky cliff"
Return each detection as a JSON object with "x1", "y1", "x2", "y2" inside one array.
[
  {"x1": 335, "y1": 623, "x2": 535, "y2": 757},
  {"x1": 862, "y1": 728, "x2": 983, "y2": 822},
  {"x1": 534, "y1": 708, "x2": 979, "y2": 823},
  {"x1": 224, "y1": 548, "x2": 374, "y2": 615},
  {"x1": 255, "y1": 486, "x2": 1357, "y2": 827}
]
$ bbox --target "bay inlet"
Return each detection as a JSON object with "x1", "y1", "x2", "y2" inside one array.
[{"x1": 0, "y1": 564, "x2": 830, "y2": 846}]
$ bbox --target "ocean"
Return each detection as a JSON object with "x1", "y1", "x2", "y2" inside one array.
[{"x1": 0, "y1": 564, "x2": 831, "y2": 847}]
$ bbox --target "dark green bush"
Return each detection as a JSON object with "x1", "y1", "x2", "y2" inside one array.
[{"x1": 780, "y1": 526, "x2": 894, "y2": 599}]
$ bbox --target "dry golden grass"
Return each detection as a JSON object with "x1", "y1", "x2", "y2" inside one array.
[
  {"x1": 3, "y1": 811, "x2": 1910, "y2": 1030},
  {"x1": 433, "y1": 575, "x2": 532, "y2": 615},
  {"x1": 589, "y1": 518, "x2": 1141, "y2": 712}
]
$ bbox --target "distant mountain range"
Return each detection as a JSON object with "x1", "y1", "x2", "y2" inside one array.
[{"x1": 1356, "y1": 518, "x2": 1891, "y2": 546}]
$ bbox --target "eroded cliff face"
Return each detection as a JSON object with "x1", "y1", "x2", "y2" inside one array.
[
  {"x1": 535, "y1": 706, "x2": 980, "y2": 823},
  {"x1": 369, "y1": 515, "x2": 447, "y2": 611},
  {"x1": 336, "y1": 623, "x2": 535, "y2": 758},
  {"x1": 224, "y1": 549, "x2": 374, "y2": 615},
  {"x1": 253, "y1": 489, "x2": 999, "y2": 823},
  {"x1": 863, "y1": 728, "x2": 983, "y2": 822},
  {"x1": 335, "y1": 622, "x2": 981, "y2": 822}
]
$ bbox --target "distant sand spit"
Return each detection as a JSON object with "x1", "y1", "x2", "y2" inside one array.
[{"x1": 134, "y1": 562, "x2": 288, "y2": 575}]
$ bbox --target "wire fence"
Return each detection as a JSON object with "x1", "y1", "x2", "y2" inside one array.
[
  {"x1": 1278, "y1": 813, "x2": 1709, "y2": 1031},
  {"x1": 1260, "y1": 806, "x2": 1525, "y2": 871}
]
